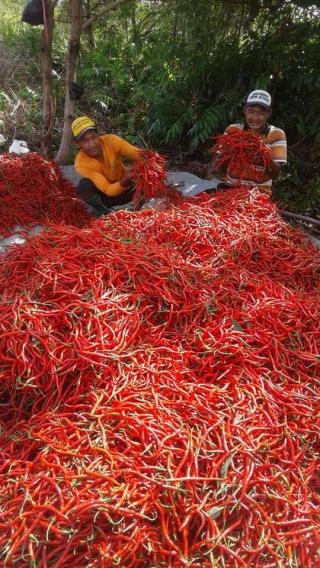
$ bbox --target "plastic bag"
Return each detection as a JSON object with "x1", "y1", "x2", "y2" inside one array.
[
  {"x1": 0, "y1": 225, "x2": 42, "y2": 255},
  {"x1": 9, "y1": 140, "x2": 30, "y2": 155},
  {"x1": 140, "y1": 198, "x2": 168, "y2": 211},
  {"x1": 21, "y1": 0, "x2": 44, "y2": 26}
]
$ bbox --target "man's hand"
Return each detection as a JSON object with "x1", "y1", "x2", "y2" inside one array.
[
  {"x1": 252, "y1": 147, "x2": 281, "y2": 179},
  {"x1": 252, "y1": 142, "x2": 271, "y2": 166},
  {"x1": 120, "y1": 172, "x2": 133, "y2": 188},
  {"x1": 265, "y1": 159, "x2": 281, "y2": 179},
  {"x1": 206, "y1": 152, "x2": 229, "y2": 178},
  {"x1": 251, "y1": 155, "x2": 265, "y2": 166}
]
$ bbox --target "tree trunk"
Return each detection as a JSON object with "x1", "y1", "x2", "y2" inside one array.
[
  {"x1": 55, "y1": 0, "x2": 82, "y2": 165},
  {"x1": 40, "y1": 0, "x2": 55, "y2": 156},
  {"x1": 131, "y1": 2, "x2": 138, "y2": 45},
  {"x1": 84, "y1": 0, "x2": 95, "y2": 50}
]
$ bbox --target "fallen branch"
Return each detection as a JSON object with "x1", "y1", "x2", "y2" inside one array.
[{"x1": 280, "y1": 210, "x2": 320, "y2": 229}]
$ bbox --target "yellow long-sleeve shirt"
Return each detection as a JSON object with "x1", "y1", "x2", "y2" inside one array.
[{"x1": 75, "y1": 134, "x2": 140, "y2": 197}]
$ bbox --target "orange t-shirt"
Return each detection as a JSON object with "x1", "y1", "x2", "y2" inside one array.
[{"x1": 75, "y1": 134, "x2": 140, "y2": 197}]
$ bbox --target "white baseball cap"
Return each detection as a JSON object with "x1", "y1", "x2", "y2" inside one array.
[{"x1": 246, "y1": 90, "x2": 272, "y2": 110}]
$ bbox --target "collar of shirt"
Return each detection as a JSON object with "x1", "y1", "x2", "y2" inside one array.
[{"x1": 243, "y1": 122, "x2": 270, "y2": 136}]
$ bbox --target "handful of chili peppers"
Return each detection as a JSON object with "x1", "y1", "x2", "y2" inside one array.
[
  {"x1": 131, "y1": 149, "x2": 181, "y2": 208},
  {"x1": 211, "y1": 127, "x2": 273, "y2": 181}
]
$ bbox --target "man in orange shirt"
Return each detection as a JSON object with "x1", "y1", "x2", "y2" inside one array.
[
  {"x1": 209, "y1": 90, "x2": 287, "y2": 194},
  {"x1": 71, "y1": 116, "x2": 141, "y2": 215}
]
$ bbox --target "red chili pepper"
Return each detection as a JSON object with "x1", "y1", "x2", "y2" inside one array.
[
  {"x1": 211, "y1": 127, "x2": 273, "y2": 182},
  {"x1": 0, "y1": 173, "x2": 319, "y2": 566},
  {"x1": 131, "y1": 149, "x2": 181, "y2": 208},
  {"x1": 0, "y1": 153, "x2": 90, "y2": 238}
]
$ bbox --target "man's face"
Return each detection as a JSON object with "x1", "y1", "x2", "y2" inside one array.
[
  {"x1": 77, "y1": 130, "x2": 101, "y2": 158},
  {"x1": 244, "y1": 105, "x2": 272, "y2": 132}
]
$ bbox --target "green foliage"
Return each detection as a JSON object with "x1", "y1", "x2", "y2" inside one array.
[
  {"x1": 188, "y1": 106, "x2": 228, "y2": 150},
  {"x1": 274, "y1": 149, "x2": 320, "y2": 213},
  {"x1": 0, "y1": 1, "x2": 43, "y2": 144},
  {"x1": 0, "y1": 0, "x2": 320, "y2": 207},
  {"x1": 0, "y1": 0, "x2": 39, "y2": 51},
  {"x1": 163, "y1": 104, "x2": 229, "y2": 150},
  {"x1": 75, "y1": 0, "x2": 320, "y2": 166},
  {"x1": 275, "y1": 174, "x2": 320, "y2": 214},
  {"x1": 0, "y1": 91, "x2": 9, "y2": 112}
]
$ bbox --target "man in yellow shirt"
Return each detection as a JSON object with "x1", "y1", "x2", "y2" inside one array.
[{"x1": 71, "y1": 116, "x2": 141, "y2": 215}]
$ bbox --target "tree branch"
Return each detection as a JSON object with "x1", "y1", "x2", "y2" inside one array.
[{"x1": 82, "y1": 0, "x2": 134, "y2": 30}]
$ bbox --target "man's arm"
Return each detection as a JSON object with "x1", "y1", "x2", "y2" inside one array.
[
  {"x1": 107, "y1": 134, "x2": 140, "y2": 162},
  {"x1": 265, "y1": 159, "x2": 281, "y2": 179},
  {"x1": 208, "y1": 151, "x2": 227, "y2": 176},
  {"x1": 265, "y1": 127, "x2": 287, "y2": 180},
  {"x1": 76, "y1": 167, "x2": 129, "y2": 197},
  {"x1": 252, "y1": 127, "x2": 287, "y2": 180},
  {"x1": 252, "y1": 153, "x2": 282, "y2": 179}
]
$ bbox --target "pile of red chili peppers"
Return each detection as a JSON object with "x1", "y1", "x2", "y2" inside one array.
[
  {"x1": 0, "y1": 156, "x2": 320, "y2": 567},
  {"x1": 131, "y1": 149, "x2": 180, "y2": 208},
  {"x1": 211, "y1": 127, "x2": 273, "y2": 181},
  {"x1": 0, "y1": 153, "x2": 90, "y2": 237}
]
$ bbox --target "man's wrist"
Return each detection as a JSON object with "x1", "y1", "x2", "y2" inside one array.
[
  {"x1": 266, "y1": 160, "x2": 281, "y2": 178},
  {"x1": 120, "y1": 176, "x2": 131, "y2": 188}
]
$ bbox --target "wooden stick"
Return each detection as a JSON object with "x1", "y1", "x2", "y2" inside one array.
[{"x1": 279, "y1": 210, "x2": 320, "y2": 228}]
